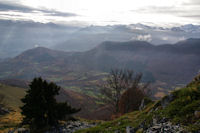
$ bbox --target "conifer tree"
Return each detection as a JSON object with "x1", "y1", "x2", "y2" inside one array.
[{"x1": 20, "y1": 77, "x2": 80, "y2": 132}]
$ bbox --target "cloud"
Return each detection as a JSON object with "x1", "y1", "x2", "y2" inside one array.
[
  {"x1": 131, "y1": 2, "x2": 200, "y2": 22},
  {"x1": 131, "y1": 34, "x2": 152, "y2": 42},
  {"x1": 0, "y1": 0, "x2": 199, "y2": 26},
  {"x1": 179, "y1": 36, "x2": 185, "y2": 41},
  {"x1": 132, "y1": 6, "x2": 200, "y2": 16},
  {"x1": 180, "y1": 15, "x2": 200, "y2": 20},
  {"x1": 0, "y1": 1, "x2": 78, "y2": 17},
  {"x1": 0, "y1": 2, "x2": 33, "y2": 12},
  {"x1": 132, "y1": 6, "x2": 183, "y2": 14},
  {"x1": 182, "y1": 0, "x2": 200, "y2": 5},
  {"x1": 162, "y1": 37, "x2": 168, "y2": 41},
  {"x1": 34, "y1": 44, "x2": 39, "y2": 48},
  {"x1": 40, "y1": 9, "x2": 77, "y2": 17}
]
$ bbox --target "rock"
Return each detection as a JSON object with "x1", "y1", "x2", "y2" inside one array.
[
  {"x1": 161, "y1": 94, "x2": 174, "y2": 108},
  {"x1": 139, "y1": 99, "x2": 145, "y2": 111},
  {"x1": 145, "y1": 117, "x2": 185, "y2": 133},
  {"x1": 12, "y1": 121, "x2": 96, "y2": 133},
  {"x1": 0, "y1": 106, "x2": 9, "y2": 115},
  {"x1": 160, "y1": 117, "x2": 168, "y2": 123},
  {"x1": 67, "y1": 124, "x2": 74, "y2": 129},
  {"x1": 126, "y1": 126, "x2": 135, "y2": 133},
  {"x1": 139, "y1": 98, "x2": 152, "y2": 111},
  {"x1": 114, "y1": 130, "x2": 120, "y2": 133},
  {"x1": 193, "y1": 74, "x2": 200, "y2": 82},
  {"x1": 17, "y1": 128, "x2": 29, "y2": 133},
  {"x1": 153, "y1": 118, "x2": 157, "y2": 125},
  {"x1": 139, "y1": 121, "x2": 145, "y2": 129},
  {"x1": 194, "y1": 110, "x2": 200, "y2": 118},
  {"x1": 151, "y1": 125, "x2": 161, "y2": 131}
]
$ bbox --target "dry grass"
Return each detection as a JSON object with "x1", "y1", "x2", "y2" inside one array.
[
  {"x1": 0, "y1": 111, "x2": 23, "y2": 133},
  {"x1": 0, "y1": 84, "x2": 26, "y2": 132}
]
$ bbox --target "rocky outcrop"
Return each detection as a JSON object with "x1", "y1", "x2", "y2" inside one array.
[
  {"x1": 9, "y1": 121, "x2": 96, "y2": 133},
  {"x1": 193, "y1": 74, "x2": 200, "y2": 82},
  {"x1": 160, "y1": 94, "x2": 175, "y2": 108},
  {"x1": 139, "y1": 97, "x2": 153, "y2": 111},
  {"x1": 145, "y1": 118, "x2": 185, "y2": 133},
  {"x1": 126, "y1": 126, "x2": 135, "y2": 133},
  {"x1": 0, "y1": 106, "x2": 9, "y2": 115},
  {"x1": 123, "y1": 117, "x2": 185, "y2": 133},
  {"x1": 194, "y1": 110, "x2": 200, "y2": 118}
]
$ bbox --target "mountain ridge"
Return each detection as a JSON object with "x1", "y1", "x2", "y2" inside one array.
[
  {"x1": 1, "y1": 19, "x2": 200, "y2": 58},
  {"x1": 0, "y1": 39, "x2": 199, "y2": 88}
]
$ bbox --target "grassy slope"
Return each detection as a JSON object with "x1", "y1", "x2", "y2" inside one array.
[
  {"x1": 76, "y1": 103, "x2": 155, "y2": 133},
  {"x1": 0, "y1": 84, "x2": 26, "y2": 132},
  {"x1": 159, "y1": 78, "x2": 200, "y2": 131},
  {"x1": 0, "y1": 77, "x2": 199, "y2": 132},
  {"x1": 0, "y1": 83, "x2": 26, "y2": 110},
  {"x1": 76, "y1": 77, "x2": 200, "y2": 133}
]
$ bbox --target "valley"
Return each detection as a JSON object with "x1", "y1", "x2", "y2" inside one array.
[
  {"x1": 0, "y1": 0, "x2": 200, "y2": 132},
  {"x1": 0, "y1": 39, "x2": 199, "y2": 100}
]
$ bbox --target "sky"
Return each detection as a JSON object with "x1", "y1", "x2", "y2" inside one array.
[{"x1": 0, "y1": 0, "x2": 200, "y2": 27}]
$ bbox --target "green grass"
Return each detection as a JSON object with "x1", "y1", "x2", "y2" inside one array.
[
  {"x1": 152, "y1": 79, "x2": 200, "y2": 132},
  {"x1": 75, "y1": 103, "x2": 155, "y2": 133},
  {"x1": 161, "y1": 81, "x2": 200, "y2": 124}
]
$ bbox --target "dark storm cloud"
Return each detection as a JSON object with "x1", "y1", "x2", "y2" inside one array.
[{"x1": 0, "y1": 1, "x2": 78, "y2": 17}]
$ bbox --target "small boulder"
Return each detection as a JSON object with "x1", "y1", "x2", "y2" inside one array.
[
  {"x1": 139, "y1": 97, "x2": 152, "y2": 111},
  {"x1": 194, "y1": 110, "x2": 200, "y2": 118},
  {"x1": 17, "y1": 128, "x2": 29, "y2": 133},
  {"x1": 126, "y1": 126, "x2": 135, "y2": 133},
  {"x1": 161, "y1": 94, "x2": 174, "y2": 108}
]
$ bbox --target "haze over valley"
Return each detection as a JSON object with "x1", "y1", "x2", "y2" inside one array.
[{"x1": 0, "y1": 0, "x2": 200, "y2": 132}]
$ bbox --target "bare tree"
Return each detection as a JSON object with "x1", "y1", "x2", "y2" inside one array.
[{"x1": 100, "y1": 69, "x2": 148, "y2": 113}]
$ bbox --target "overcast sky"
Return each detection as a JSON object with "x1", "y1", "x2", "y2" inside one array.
[{"x1": 0, "y1": 0, "x2": 200, "y2": 27}]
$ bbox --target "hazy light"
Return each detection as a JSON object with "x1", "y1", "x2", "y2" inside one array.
[{"x1": 1, "y1": 0, "x2": 200, "y2": 26}]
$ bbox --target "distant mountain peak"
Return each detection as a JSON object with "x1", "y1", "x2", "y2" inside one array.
[
  {"x1": 171, "y1": 24, "x2": 200, "y2": 33},
  {"x1": 14, "y1": 46, "x2": 69, "y2": 63},
  {"x1": 175, "y1": 38, "x2": 200, "y2": 45}
]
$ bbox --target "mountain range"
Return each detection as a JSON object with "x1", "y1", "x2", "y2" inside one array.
[
  {"x1": 0, "y1": 38, "x2": 200, "y2": 99},
  {"x1": 1, "y1": 19, "x2": 200, "y2": 58}
]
